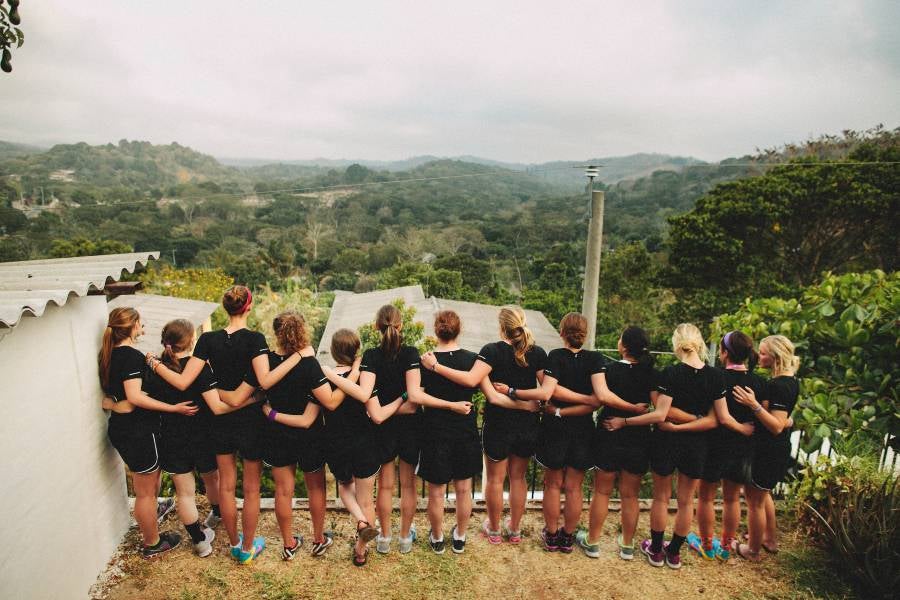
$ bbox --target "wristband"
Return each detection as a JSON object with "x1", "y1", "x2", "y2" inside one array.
[
  {"x1": 554, "y1": 407, "x2": 561, "y2": 418},
  {"x1": 402, "y1": 392, "x2": 408, "y2": 401},
  {"x1": 752, "y1": 404, "x2": 762, "y2": 413},
  {"x1": 267, "y1": 409, "x2": 278, "y2": 422},
  {"x1": 695, "y1": 413, "x2": 703, "y2": 421},
  {"x1": 508, "y1": 387, "x2": 516, "y2": 399}
]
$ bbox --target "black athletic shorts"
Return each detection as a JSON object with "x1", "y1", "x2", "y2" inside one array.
[
  {"x1": 262, "y1": 423, "x2": 326, "y2": 473},
  {"x1": 159, "y1": 425, "x2": 217, "y2": 475},
  {"x1": 593, "y1": 427, "x2": 651, "y2": 475},
  {"x1": 702, "y1": 439, "x2": 752, "y2": 484},
  {"x1": 481, "y1": 416, "x2": 538, "y2": 461},
  {"x1": 418, "y1": 428, "x2": 482, "y2": 485},
  {"x1": 649, "y1": 430, "x2": 707, "y2": 479},
  {"x1": 327, "y1": 432, "x2": 381, "y2": 484},
  {"x1": 750, "y1": 441, "x2": 792, "y2": 491},
  {"x1": 211, "y1": 412, "x2": 264, "y2": 461},
  {"x1": 108, "y1": 421, "x2": 160, "y2": 474},
  {"x1": 535, "y1": 417, "x2": 594, "y2": 471},
  {"x1": 373, "y1": 414, "x2": 421, "y2": 466}
]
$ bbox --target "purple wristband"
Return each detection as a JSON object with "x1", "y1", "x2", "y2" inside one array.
[{"x1": 267, "y1": 408, "x2": 278, "y2": 422}]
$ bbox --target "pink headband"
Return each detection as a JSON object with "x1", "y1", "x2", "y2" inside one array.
[{"x1": 241, "y1": 289, "x2": 253, "y2": 313}]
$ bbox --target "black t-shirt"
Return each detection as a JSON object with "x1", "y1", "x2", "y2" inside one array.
[
  {"x1": 144, "y1": 356, "x2": 218, "y2": 434},
  {"x1": 360, "y1": 345, "x2": 420, "y2": 407},
  {"x1": 421, "y1": 349, "x2": 479, "y2": 434},
  {"x1": 546, "y1": 348, "x2": 604, "y2": 409},
  {"x1": 323, "y1": 369, "x2": 371, "y2": 440},
  {"x1": 599, "y1": 360, "x2": 658, "y2": 420},
  {"x1": 265, "y1": 353, "x2": 327, "y2": 432},
  {"x1": 656, "y1": 363, "x2": 726, "y2": 422},
  {"x1": 104, "y1": 345, "x2": 158, "y2": 431},
  {"x1": 193, "y1": 328, "x2": 269, "y2": 391},
  {"x1": 478, "y1": 341, "x2": 548, "y2": 426},
  {"x1": 760, "y1": 375, "x2": 799, "y2": 443},
  {"x1": 714, "y1": 368, "x2": 768, "y2": 450}
]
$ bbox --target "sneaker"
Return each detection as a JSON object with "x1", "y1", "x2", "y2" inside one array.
[
  {"x1": 715, "y1": 538, "x2": 731, "y2": 561},
  {"x1": 156, "y1": 498, "x2": 175, "y2": 524},
  {"x1": 617, "y1": 534, "x2": 634, "y2": 560},
  {"x1": 450, "y1": 525, "x2": 466, "y2": 554},
  {"x1": 399, "y1": 526, "x2": 417, "y2": 554},
  {"x1": 541, "y1": 527, "x2": 559, "y2": 552},
  {"x1": 376, "y1": 534, "x2": 392, "y2": 554},
  {"x1": 664, "y1": 542, "x2": 682, "y2": 570},
  {"x1": 230, "y1": 533, "x2": 244, "y2": 560},
  {"x1": 282, "y1": 535, "x2": 302, "y2": 561},
  {"x1": 640, "y1": 538, "x2": 665, "y2": 567},
  {"x1": 203, "y1": 511, "x2": 221, "y2": 530},
  {"x1": 193, "y1": 527, "x2": 215, "y2": 558},
  {"x1": 504, "y1": 518, "x2": 522, "y2": 545},
  {"x1": 311, "y1": 532, "x2": 333, "y2": 557},
  {"x1": 687, "y1": 532, "x2": 716, "y2": 560},
  {"x1": 575, "y1": 530, "x2": 600, "y2": 558},
  {"x1": 236, "y1": 536, "x2": 265, "y2": 564},
  {"x1": 558, "y1": 530, "x2": 574, "y2": 553},
  {"x1": 142, "y1": 531, "x2": 181, "y2": 559},
  {"x1": 481, "y1": 520, "x2": 502, "y2": 545},
  {"x1": 429, "y1": 530, "x2": 445, "y2": 555}
]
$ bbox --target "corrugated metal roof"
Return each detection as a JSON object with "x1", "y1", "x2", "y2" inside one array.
[
  {"x1": 315, "y1": 285, "x2": 561, "y2": 366},
  {"x1": 107, "y1": 293, "x2": 219, "y2": 355},
  {"x1": 0, "y1": 252, "x2": 159, "y2": 328}
]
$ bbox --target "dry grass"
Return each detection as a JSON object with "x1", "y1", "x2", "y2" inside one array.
[{"x1": 96, "y1": 505, "x2": 855, "y2": 600}]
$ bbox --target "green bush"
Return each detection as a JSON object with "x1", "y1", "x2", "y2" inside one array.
[
  {"x1": 793, "y1": 454, "x2": 900, "y2": 599},
  {"x1": 358, "y1": 298, "x2": 436, "y2": 354},
  {"x1": 712, "y1": 270, "x2": 899, "y2": 454}
]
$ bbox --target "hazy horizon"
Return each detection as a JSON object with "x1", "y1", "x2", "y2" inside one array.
[{"x1": 2, "y1": 1, "x2": 898, "y2": 163}]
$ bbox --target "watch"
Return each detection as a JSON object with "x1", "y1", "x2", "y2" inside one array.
[{"x1": 554, "y1": 407, "x2": 561, "y2": 418}]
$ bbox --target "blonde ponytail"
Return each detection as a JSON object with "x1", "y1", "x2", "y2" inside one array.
[
  {"x1": 761, "y1": 335, "x2": 800, "y2": 375},
  {"x1": 499, "y1": 306, "x2": 534, "y2": 367},
  {"x1": 375, "y1": 304, "x2": 402, "y2": 360},
  {"x1": 671, "y1": 323, "x2": 707, "y2": 361}
]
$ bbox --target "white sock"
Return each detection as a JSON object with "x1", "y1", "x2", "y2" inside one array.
[
  {"x1": 430, "y1": 531, "x2": 443, "y2": 543},
  {"x1": 452, "y1": 527, "x2": 466, "y2": 541}
]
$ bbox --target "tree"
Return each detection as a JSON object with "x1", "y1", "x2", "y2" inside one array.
[{"x1": 0, "y1": 0, "x2": 23, "y2": 73}]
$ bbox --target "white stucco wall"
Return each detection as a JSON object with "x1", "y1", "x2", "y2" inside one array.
[{"x1": 0, "y1": 296, "x2": 130, "y2": 599}]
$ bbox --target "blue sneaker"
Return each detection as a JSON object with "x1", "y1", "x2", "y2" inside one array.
[
  {"x1": 236, "y1": 536, "x2": 265, "y2": 564},
  {"x1": 230, "y1": 533, "x2": 244, "y2": 560},
  {"x1": 686, "y1": 532, "x2": 716, "y2": 560}
]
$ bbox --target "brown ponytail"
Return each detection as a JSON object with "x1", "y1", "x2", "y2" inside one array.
[
  {"x1": 160, "y1": 319, "x2": 195, "y2": 373},
  {"x1": 375, "y1": 304, "x2": 402, "y2": 360},
  {"x1": 331, "y1": 328, "x2": 360, "y2": 366},
  {"x1": 559, "y1": 312, "x2": 588, "y2": 348},
  {"x1": 222, "y1": 285, "x2": 252, "y2": 316},
  {"x1": 98, "y1": 307, "x2": 140, "y2": 391},
  {"x1": 721, "y1": 330, "x2": 758, "y2": 371},
  {"x1": 273, "y1": 311, "x2": 309, "y2": 355},
  {"x1": 434, "y1": 310, "x2": 461, "y2": 342},
  {"x1": 499, "y1": 306, "x2": 534, "y2": 367}
]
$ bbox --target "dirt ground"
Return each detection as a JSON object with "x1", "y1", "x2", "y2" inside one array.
[{"x1": 91, "y1": 502, "x2": 850, "y2": 600}]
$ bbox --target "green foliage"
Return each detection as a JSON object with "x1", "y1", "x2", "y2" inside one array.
[
  {"x1": 246, "y1": 281, "x2": 334, "y2": 349},
  {"x1": 793, "y1": 454, "x2": 900, "y2": 599},
  {"x1": 358, "y1": 298, "x2": 436, "y2": 355},
  {"x1": 49, "y1": 236, "x2": 132, "y2": 258},
  {"x1": 666, "y1": 131, "x2": 900, "y2": 324},
  {"x1": 0, "y1": 0, "x2": 24, "y2": 74},
  {"x1": 140, "y1": 263, "x2": 235, "y2": 302},
  {"x1": 712, "y1": 270, "x2": 899, "y2": 453}
]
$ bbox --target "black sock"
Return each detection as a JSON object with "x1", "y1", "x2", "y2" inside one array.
[
  {"x1": 668, "y1": 533, "x2": 686, "y2": 556},
  {"x1": 211, "y1": 504, "x2": 221, "y2": 517},
  {"x1": 650, "y1": 529, "x2": 664, "y2": 553},
  {"x1": 185, "y1": 520, "x2": 205, "y2": 544}
]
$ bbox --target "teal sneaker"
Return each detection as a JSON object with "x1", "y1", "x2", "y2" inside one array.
[
  {"x1": 715, "y1": 538, "x2": 731, "y2": 561},
  {"x1": 686, "y1": 532, "x2": 717, "y2": 560},
  {"x1": 617, "y1": 534, "x2": 635, "y2": 560},
  {"x1": 575, "y1": 530, "x2": 600, "y2": 558},
  {"x1": 236, "y1": 536, "x2": 265, "y2": 564},
  {"x1": 230, "y1": 533, "x2": 244, "y2": 560}
]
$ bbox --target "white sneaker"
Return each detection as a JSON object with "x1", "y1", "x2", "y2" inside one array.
[
  {"x1": 376, "y1": 535, "x2": 392, "y2": 554},
  {"x1": 399, "y1": 525, "x2": 417, "y2": 554},
  {"x1": 203, "y1": 511, "x2": 221, "y2": 529},
  {"x1": 193, "y1": 527, "x2": 215, "y2": 558}
]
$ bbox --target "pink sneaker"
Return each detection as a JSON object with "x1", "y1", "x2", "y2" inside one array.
[
  {"x1": 640, "y1": 538, "x2": 665, "y2": 567},
  {"x1": 504, "y1": 518, "x2": 522, "y2": 544},
  {"x1": 481, "y1": 520, "x2": 502, "y2": 545},
  {"x1": 664, "y1": 541, "x2": 682, "y2": 569}
]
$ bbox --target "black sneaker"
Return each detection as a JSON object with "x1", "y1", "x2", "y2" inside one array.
[
  {"x1": 450, "y1": 525, "x2": 466, "y2": 554},
  {"x1": 558, "y1": 530, "x2": 575, "y2": 554},
  {"x1": 282, "y1": 535, "x2": 303, "y2": 561},
  {"x1": 311, "y1": 532, "x2": 333, "y2": 557},
  {"x1": 429, "y1": 529, "x2": 445, "y2": 555},
  {"x1": 142, "y1": 531, "x2": 181, "y2": 559}
]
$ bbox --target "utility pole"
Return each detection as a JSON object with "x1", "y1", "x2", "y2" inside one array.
[{"x1": 579, "y1": 166, "x2": 604, "y2": 349}]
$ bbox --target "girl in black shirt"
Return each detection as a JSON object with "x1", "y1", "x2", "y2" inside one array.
[
  {"x1": 421, "y1": 306, "x2": 543, "y2": 546},
  {"x1": 257, "y1": 312, "x2": 334, "y2": 559},
  {"x1": 324, "y1": 304, "x2": 426, "y2": 555},
  {"x1": 732, "y1": 334, "x2": 800, "y2": 561},
  {"x1": 98, "y1": 307, "x2": 198, "y2": 559},
  {"x1": 416, "y1": 311, "x2": 480, "y2": 554},
  {"x1": 694, "y1": 331, "x2": 765, "y2": 561},
  {"x1": 150, "y1": 285, "x2": 299, "y2": 563}
]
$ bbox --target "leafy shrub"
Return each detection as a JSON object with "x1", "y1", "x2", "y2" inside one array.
[
  {"x1": 793, "y1": 454, "x2": 900, "y2": 599},
  {"x1": 712, "y1": 270, "x2": 899, "y2": 453}
]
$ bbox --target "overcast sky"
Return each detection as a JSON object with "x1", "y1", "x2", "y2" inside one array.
[{"x1": 1, "y1": 1, "x2": 898, "y2": 163}]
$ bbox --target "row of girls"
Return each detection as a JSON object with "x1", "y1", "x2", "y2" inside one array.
[{"x1": 98, "y1": 284, "x2": 798, "y2": 568}]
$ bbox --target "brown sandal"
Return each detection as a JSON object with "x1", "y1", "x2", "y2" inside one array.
[
  {"x1": 352, "y1": 547, "x2": 368, "y2": 567},
  {"x1": 357, "y1": 520, "x2": 378, "y2": 544}
]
